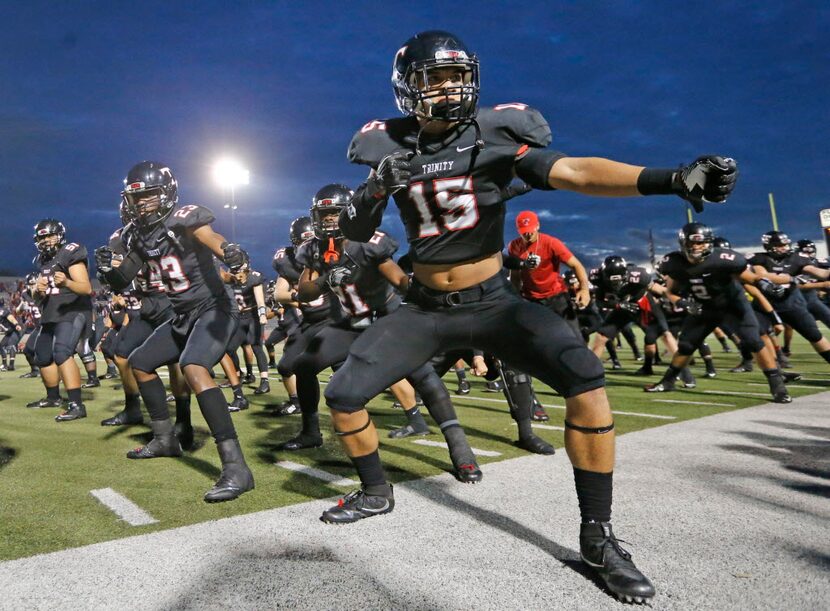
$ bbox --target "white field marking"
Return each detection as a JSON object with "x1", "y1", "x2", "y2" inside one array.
[
  {"x1": 89, "y1": 488, "x2": 158, "y2": 526},
  {"x1": 701, "y1": 390, "x2": 775, "y2": 398},
  {"x1": 412, "y1": 439, "x2": 502, "y2": 457},
  {"x1": 511, "y1": 423, "x2": 565, "y2": 431},
  {"x1": 747, "y1": 382, "x2": 826, "y2": 390},
  {"x1": 453, "y1": 394, "x2": 676, "y2": 420},
  {"x1": 275, "y1": 461, "x2": 357, "y2": 486},
  {"x1": 651, "y1": 399, "x2": 736, "y2": 407}
]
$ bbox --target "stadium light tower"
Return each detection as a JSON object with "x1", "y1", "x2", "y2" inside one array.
[{"x1": 212, "y1": 158, "x2": 250, "y2": 243}]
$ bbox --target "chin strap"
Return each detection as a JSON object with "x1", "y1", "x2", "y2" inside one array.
[{"x1": 323, "y1": 238, "x2": 340, "y2": 264}]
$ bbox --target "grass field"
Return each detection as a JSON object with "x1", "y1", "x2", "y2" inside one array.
[{"x1": 1, "y1": 336, "x2": 828, "y2": 561}]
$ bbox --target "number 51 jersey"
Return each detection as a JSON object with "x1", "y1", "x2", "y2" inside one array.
[{"x1": 124, "y1": 204, "x2": 231, "y2": 316}]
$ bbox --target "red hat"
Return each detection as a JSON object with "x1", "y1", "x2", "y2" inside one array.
[{"x1": 516, "y1": 210, "x2": 539, "y2": 234}]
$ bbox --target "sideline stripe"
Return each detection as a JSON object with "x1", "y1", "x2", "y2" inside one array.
[
  {"x1": 412, "y1": 439, "x2": 502, "y2": 457},
  {"x1": 89, "y1": 488, "x2": 158, "y2": 526},
  {"x1": 454, "y1": 395, "x2": 676, "y2": 420},
  {"x1": 701, "y1": 390, "x2": 775, "y2": 398},
  {"x1": 651, "y1": 399, "x2": 736, "y2": 407},
  {"x1": 511, "y1": 423, "x2": 565, "y2": 431},
  {"x1": 275, "y1": 461, "x2": 357, "y2": 486}
]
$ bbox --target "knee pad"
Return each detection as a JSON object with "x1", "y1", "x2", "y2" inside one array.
[
  {"x1": 53, "y1": 346, "x2": 74, "y2": 366},
  {"x1": 323, "y1": 375, "x2": 365, "y2": 413},
  {"x1": 558, "y1": 345, "x2": 604, "y2": 383},
  {"x1": 677, "y1": 339, "x2": 696, "y2": 356}
]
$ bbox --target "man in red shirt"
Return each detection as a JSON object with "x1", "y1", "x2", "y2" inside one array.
[{"x1": 507, "y1": 210, "x2": 591, "y2": 332}]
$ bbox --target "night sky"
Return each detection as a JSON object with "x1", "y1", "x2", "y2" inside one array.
[{"x1": 1, "y1": 1, "x2": 828, "y2": 275}]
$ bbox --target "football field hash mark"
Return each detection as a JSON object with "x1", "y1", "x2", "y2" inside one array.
[
  {"x1": 275, "y1": 461, "x2": 358, "y2": 486},
  {"x1": 412, "y1": 439, "x2": 502, "y2": 457},
  {"x1": 89, "y1": 488, "x2": 159, "y2": 526}
]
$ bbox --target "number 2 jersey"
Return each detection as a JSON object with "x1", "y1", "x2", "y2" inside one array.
[
  {"x1": 34, "y1": 242, "x2": 92, "y2": 324},
  {"x1": 345, "y1": 104, "x2": 565, "y2": 264},
  {"x1": 120, "y1": 205, "x2": 231, "y2": 316},
  {"x1": 658, "y1": 248, "x2": 749, "y2": 310},
  {"x1": 295, "y1": 231, "x2": 400, "y2": 319}
]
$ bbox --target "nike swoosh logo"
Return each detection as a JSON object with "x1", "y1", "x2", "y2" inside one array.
[{"x1": 456, "y1": 144, "x2": 477, "y2": 152}]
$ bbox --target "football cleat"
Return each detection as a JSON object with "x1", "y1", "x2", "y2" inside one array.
[
  {"x1": 773, "y1": 391, "x2": 792, "y2": 404},
  {"x1": 100, "y1": 410, "x2": 144, "y2": 426},
  {"x1": 644, "y1": 380, "x2": 675, "y2": 393},
  {"x1": 101, "y1": 371, "x2": 119, "y2": 380},
  {"x1": 484, "y1": 380, "x2": 503, "y2": 392},
  {"x1": 19, "y1": 370, "x2": 40, "y2": 378},
  {"x1": 273, "y1": 400, "x2": 301, "y2": 416},
  {"x1": 228, "y1": 396, "x2": 249, "y2": 412},
  {"x1": 531, "y1": 401, "x2": 550, "y2": 422},
  {"x1": 166, "y1": 393, "x2": 175, "y2": 403},
  {"x1": 388, "y1": 423, "x2": 430, "y2": 439},
  {"x1": 320, "y1": 486, "x2": 394, "y2": 524},
  {"x1": 277, "y1": 433, "x2": 324, "y2": 451},
  {"x1": 81, "y1": 379, "x2": 100, "y2": 389},
  {"x1": 580, "y1": 522, "x2": 655, "y2": 603},
  {"x1": 55, "y1": 402, "x2": 86, "y2": 422},
  {"x1": 729, "y1": 361, "x2": 753, "y2": 373},
  {"x1": 127, "y1": 434, "x2": 183, "y2": 459},
  {"x1": 515, "y1": 434, "x2": 555, "y2": 455},
  {"x1": 782, "y1": 372, "x2": 802, "y2": 382},
  {"x1": 455, "y1": 379, "x2": 471, "y2": 395},
  {"x1": 26, "y1": 397, "x2": 64, "y2": 408},
  {"x1": 452, "y1": 460, "x2": 483, "y2": 484},
  {"x1": 242, "y1": 372, "x2": 257, "y2": 384},
  {"x1": 611, "y1": 360, "x2": 623, "y2": 370},
  {"x1": 218, "y1": 380, "x2": 232, "y2": 389},
  {"x1": 253, "y1": 380, "x2": 271, "y2": 395},
  {"x1": 632, "y1": 366, "x2": 654, "y2": 376},
  {"x1": 203, "y1": 439, "x2": 254, "y2": 503}
]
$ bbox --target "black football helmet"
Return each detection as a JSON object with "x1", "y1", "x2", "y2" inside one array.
[
  {"x1": 600, "y1": 256, "x2": 628, "y2": 291},
  {"x1": 712, "y1": 236, "x2": 731, "y2": 249},
  {"x1": 289, "y1": 216, "x2": 314, "y2": 246},
  {"x1": 392, "y1": 30, "x2": 480, "y2": 122},
  {"x1": 761, "y1": 230, "x2": 792, "y2": 259},
  {"x1": 121, "y1": 161, "x2": 178, "y2": 227},
  {"x1": 33, "y1": 219, "x2": 66, "y2": 257},
  {"x1": 796, "y1": 239, "x2": 817, "y2": 257},
  {"x1": 310, "y1": 184, "x2": 352, "y2": 240},
  {"x1": 679, "y1": 222, "x2": 714, "y2": 263}
]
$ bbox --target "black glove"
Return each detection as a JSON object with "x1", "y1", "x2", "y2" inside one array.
[
  {"x1": 327, "y1": 265, "x2": 353, "y2": 288},
  {"x1": 676, "y1": 298, "x2": 702, "y2": 316},
  {"x1": 501, "y1": 182, "x2": 532, "y2": 202},
  {"x1": 673, "y1": 156, "x2": 738, "y2": 212},
  {"x1": 95, "y1": 246, "x2": 114, "y2": 273},
  {"x1": 757, "y1": 278, "x2": 786, "y2": 300},
  {"x1": 523, "y1": 254, "x2": 541, "y2": 270},
  {"x1": 618, "y1": 301, "x2": 640, "y2": 314},
  {"x1": 368, "y1": 151, "x2": 414, "y2": 197},
  {"x1": 222, "y1": 243, "x2": 245, "y2": 271}
]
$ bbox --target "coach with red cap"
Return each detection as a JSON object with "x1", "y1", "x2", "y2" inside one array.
[{"x1": 507, "y1": 210, "x2": 591, "y2": 331}]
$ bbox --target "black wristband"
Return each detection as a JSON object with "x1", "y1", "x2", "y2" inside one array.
[{"x1": 637, "y1": 168, "x2": 677, "y2": 195}]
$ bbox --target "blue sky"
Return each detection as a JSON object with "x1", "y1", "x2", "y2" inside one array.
[{"x1": 1, "y1": 1, "x2": 828, "y2": 273}]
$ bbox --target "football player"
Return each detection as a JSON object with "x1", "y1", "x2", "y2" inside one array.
[
  {"x1": 323, "y1": 31, "x2": 737, "y2": 602},
  {"x1": 96, "y1": 161, "x2": 253, "y2": 502},
  {"x1": 31, "y1": 219, "x2": 93, "y2": 420},
  {"x1": 645, "y1": 223, "x2": 792, "y2": 401},
  {"x1": 792, "y1": 239, "x2": 830, "y2": 330},
  {"x1": 0, "y1": 300, "x2": 23, "y2": 371},
  {"x1": 17, "y1": 274, "x2": 42, "y2": 378}
]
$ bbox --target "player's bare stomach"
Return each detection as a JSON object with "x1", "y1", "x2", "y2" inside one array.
[{"x1": 413, "y1": 253, "x2": 502, "y2": 292}]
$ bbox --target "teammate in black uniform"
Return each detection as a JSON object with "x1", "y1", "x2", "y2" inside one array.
[
  {"x1": 96, "y1": 161, "x2": 253, "y2": 502},
  {"x1": 0, "y1": 301, "x2": 23, "y2": 372},
  {"x1": 749, "y1": 231, "x2": 830, "y2": 365},
  {"x1": 645, "y1": 223, "x2": 792, "y2": 401},
  {"x1": 792, "y1": 239, "x2": 830, "y2": 329},
  {"x1": 321, "y1": 31, "x2": 737, "y2": 603},
  {"x1": 18, "y1": 274, "x2": 43, "y2": 379},
  {"x1": 31, "y1": 219, "x2": 93, "y2": 420}
]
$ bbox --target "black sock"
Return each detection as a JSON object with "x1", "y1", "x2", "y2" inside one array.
[
  {"x1": 67, "y1": 387, "x2": 82, "y2": 404},
  {"x1": 574, "y1": 467, "x2": 613, "y2": 523},
  {"x1": 125, "y1": 393, "x2": 141, "y2": 417},
  {"x1": 46, "y1": 385, "x2": 60, "y2": 400},
  {"x1": 196, "y1": 387, "x2": 237, "y2": 443},
  {"x1": 289, "y1": 393, "x2": 299, "y2": 405},
  {"x1": 87, "y1": 371, "x2": 98, "y2": 383},
  {"x1": 231, "y1": 383, "x2": 244, "y2": 399},
  {"x1": 643, "y1": 354, "x2": 654, "y2": 370},
  {"x1": 606, "y1": 341, "x2": 619, "y2": 361},
  {"x1": 175, "y1": 396, "x2": 191, "y2": 427},
  {"x1": 351, "y1": 451, "x2": 390, "y2": 496},
  {"x1": 718, "y1": 336, "x2": 729, "y2": 349},
  {"x1": 246, "y1": 364, "x2": 253, "y2": 377},
  {"x1": 454, "y1": 367, "x2": 467, "y2": 382},
  {"x1": 661, "y1": 364, "x2": 681, "y2": 384},
  {"x1": 301, "y1": 410, "x2": 320, "y2": 437},
  {"x1": 404, "y1": 405, "x2": 427, "y2": 430},
  {"x1": 820, "y1": 349, "x2": 830, "y2": 365},
  {"x1": 442, "y1": 423, "x2": 475, "y2": 465},
  {"x1": 137, "y1": 377, "x2": 170, "y2": 421}
]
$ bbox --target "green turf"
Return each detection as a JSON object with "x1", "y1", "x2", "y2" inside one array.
[{"x1": 0, "y1": 337, "x2": 827, "y2": 561}]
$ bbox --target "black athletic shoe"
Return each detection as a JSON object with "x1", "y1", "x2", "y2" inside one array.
[
  {"x1": 456, "y1": 379, "x2": 471, "y2": 395},
  {"x1": 611, "y1": 360, "x2": 623, "y2": 370},
  {"x1": 82, "y1": 379, "x2": 100, "y2": 388},
  {"x1": 531, "y1": 401, "x2": 550, "y2": 422},
  {"x1": 515, "y1": 434, "x2": 555, "y2": 455},
  {"x1": 19, "y1": 370, "x2": 40, "y2": 379},
  {"x1": 452, "y1": 460, "x2": 483, "y2": 484},
  {"x1": 580, "y1": 522, "x2": 655, "y2": 604},
  {"x1": 388, "y1": 424, "x2": 430, "y2": 439},
  {"x1": 166, "y1": 393, "x2": 175, "y2": 403},
  {"x1": 632, "y1": 366, "x2": 654, "y2": 376},
  {"x1": 277, "y1": 432, "x2": 323, "y2": 451},
  {"x1": 729, "y1": 361, "x2": 753, "y2": 373},
  {"x1": 242, "y1": 373, "x2": 257, "y2": 384},
  {"x1": 267, "y1": 360, "x2": 277, "y2": 369},
  {"x1": 218, "y1": 381, "x2": 232, "y2": 389},
  {"x1": 777, "y1": 354, "x2": 792, "y2": 369},
  {"x1": 644, "y1": 380, "x2": 675, "y2": 393},
  {"x1": 633, "y1": 354, "x2": 644, "y2": 362},
  {"x1": 320, "y1": 486, "x2": 394, "y2": 524},
  {"x1": 273, "y1": 400, "x2": 301, "y2": 416},
  {"x1": 704, "y1": 363, "x2": 717, "y2": 378},
  {"x1": 772, "y1": 390, "x2": 793, "y2": 404},
  {"x1": 228, "y1": 396, "x2": 249, "y2": 412},
  {"x1": 204, "y1": 439, "x2": 254, "y2": 503},
  {"x1": 253, "y1": 380, "x2": 270, "y2": 395},
  {"x1": 175, "y1": 422, "x2": 195, "y2": 451},
  {"x1": 782, "y1": 371, "x2": 802, "y2": 382},
  {"x1": 127, "y1": 435, "x2": 183, "y2": 459},
  {"x1": 484, "y1": 380, "x2": 503, "y2": 392},
  {"x1": 101, "y1": 371, "x2": 118, "y2": 380},
  {"x1": 55, "y1": 402, "x2": 86, "y2": 422},
  {"x1": 100, "y1": 410, "x2": 144, "y2": 426},
  {"x1": 26, "y1": 397, "x2": 64, "y2": 409}
]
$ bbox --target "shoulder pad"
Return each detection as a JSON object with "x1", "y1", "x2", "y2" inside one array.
[
  {"x1": 59, "y1": 242, "x2": 88, "y2": 267},
  {"x1": 167, "y1": 204, "x2": 215, "y2": 231},
  {"x1": 250, "y1": 271, "x2": 263, "y2": 286},
  {"x1": 478, "y1": 104, "x2": 552, "y2": 148},
  {"x1": 347, "y1": 117, "x2": 415, "y2": 167},
  {"x1": 294, "y1": 241, "x2": 316, "y2": 269},
  {"x1": 362, "y1": 231, "x2": 398, "y2": 262}
]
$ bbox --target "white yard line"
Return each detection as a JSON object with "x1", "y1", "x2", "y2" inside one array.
[
  {"x1": 454, "y1": 394, "x2": 676, "y2": 420},
  {"x1": 510, "y1": 423, "x2": 565, "y2": 431},
  {"x1": 275, "y1": 461, "x2": 357, "y2": 486},
  {"x1": 412, "y1": 439, "x2": 502, "y2": 457},
  {"x1": 747, "y1": 382, "x2": 826, "y2": 390},
  {"x1": 89, "y1": 488, "x2": 158, "y2": 526},
  {"x1": 701, "y1": 390, "x2": 775, "y2": 398},
  {"x1": 651, "y1": 399, "x2": 736, "y2": 407}
]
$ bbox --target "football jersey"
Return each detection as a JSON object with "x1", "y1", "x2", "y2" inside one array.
[
  {"x1": 272, "y1": 244, "x2": 339, "y2": 323},
  {"x1": 594, "y1": 266, "x2": 652, "y2": 305},
  {"x1": 507, "y1": 232, "x2": 572, "y2": 299},
  {"x1": 748, "y1": 251, "x2": 814, "y2": 303},
  {"x1": 35, "y1": 241, "x2": 92, "y2": 323},
  {"x1": 347, "y1": 104, "x2": 565, "y2": 264},
  {"x1": 122, "y1": 205, "x2": 231, "y2": 315},
  {"x1": 295, "y1": 231, "x2": 399, "y2": 317},
  {"x1": 0, "y1": 307, "x2": 14, "y2": 332},
  {"x1": 232, "y1": 270, "x2": 263, "y2": 314},
  {"x1": 22, "y1": 293, "x2": 41, "y2": 322},
  {"x1": 659, "y1": 248, "x2": 748, "y2": 309}
]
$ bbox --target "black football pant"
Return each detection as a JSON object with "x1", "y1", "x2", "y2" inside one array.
[
  {"x1": 677, "y1": 299, "x2": 765, "y2": 356},
  {"x1": 804, "y1": 290, "x2": 830, "y2": 330},
  {"x1": 325, "y1": 273, "x2": 604, "y2": 413},
  {"x1": 276, "y1": 318, "x2": 332, "y2": 378},
  {"x1": 34, "y1": 313, "x2": 86, "y2": 367}
]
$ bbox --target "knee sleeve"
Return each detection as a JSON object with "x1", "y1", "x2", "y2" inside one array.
[{"x1": 677, "y1": 339, "x2": 697, "y2": 356}]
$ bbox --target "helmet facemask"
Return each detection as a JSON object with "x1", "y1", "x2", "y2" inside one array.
[
  {"x1": 681, "y1": 233, "x2": 714, "y2": 264},
  {"x1": 762, "y1": 232, "x2": 792, "y2": 260},
  {"x1": 311, "y1": 205, "x2": 343, "y2": 240},
  {"x1": 404, "y1": 60, "x2": 479, "y2": 121}
]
